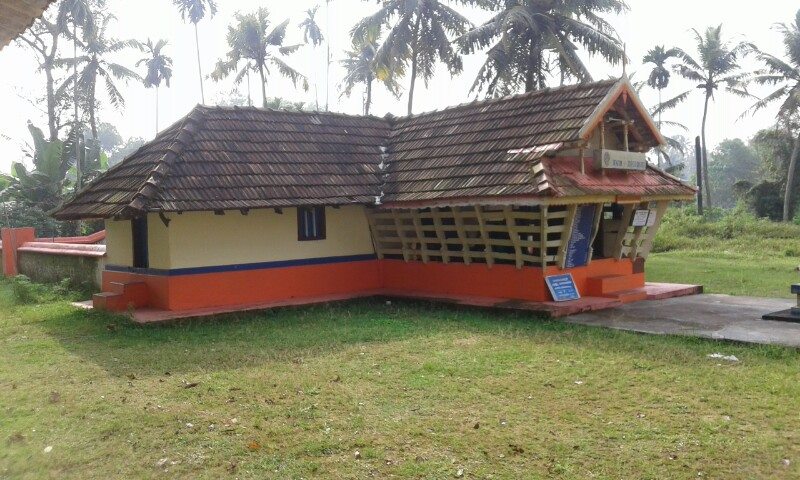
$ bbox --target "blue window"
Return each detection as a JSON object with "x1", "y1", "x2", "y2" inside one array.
[{"x1": 297, "y1": 206, "x2": 326, "y2": 241}]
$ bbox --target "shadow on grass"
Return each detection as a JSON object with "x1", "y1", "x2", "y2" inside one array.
[
  {"x1": 35, "y1": 297, "x2": 799, "y2": 377},
  {"x1": 35, "y1": 298, "x2": 565, "y2": 376}
]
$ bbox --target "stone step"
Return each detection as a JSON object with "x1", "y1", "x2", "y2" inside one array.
[
  {"x1": 586, "y1": 273, "x2": 644, "y2": 296},
  {"x1": 604, "y1": 288, "x2": 649, "y2": 304}
]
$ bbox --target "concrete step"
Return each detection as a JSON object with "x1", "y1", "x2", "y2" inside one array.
[
  {"x1": 604, "y1": 288, "x2": 649, "y2": 304},
  {"x1": 95, "y1": 282, "x2": 149, "y2": 311},
  {"x1": 93, "y1": 292, "x2": 126, "y2": 311},
  {"x1": 586, "y1": 273, "x2": 645, "y2": 296}
]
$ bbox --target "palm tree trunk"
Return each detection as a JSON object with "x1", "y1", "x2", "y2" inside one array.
[
  {"x1": 325, "y1": 0, "x2": 330, "y2": 111},
  {"x1": 246, "y1": 66, "x2": 252, "y2": 107},
  {"x1": 155, "y1": 86, "x2": 159, "y2": 134},
  {"x1": 258, "y1": 63, "x2": 267, "y2": 108},
  {"x1": 45, "y1": 66, "x2": 58, "y2": 141},
  {"x1": 88, "y1": 73, "x2": 97, "y2": 141},
  {"x1": 365, "y1": 76, "x2": 373, "y2": 115},
  {"x1": 700, "y1": 91, "x2": 712, "y2": 208},
  {"x1": 194, "y1": 22, "x2": 205, "y2": 104},
  {"x1": 407, "y1": 55, "x2": 417, "y2": 115},
  {"x1": 73, "y1": 23, "x2": 82, "y2": 191},
  {"x1": 783, "y1": 135, "x2": 800, "y2": 222},
  {"x1": 312, "y1": 46, "x2": 319, "y2": 110},
  {"x1": 407, "y1": 14, "x2": 422, "y2": 115},
  {"x1": 525, "y1": 37, "x2": 535, "y2": 92}
]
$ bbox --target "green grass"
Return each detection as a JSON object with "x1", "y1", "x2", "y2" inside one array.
[
  {"x1": 647, "y1": 208, "x2": 800, "y2": 297},
  {"x1": 1, "y1": 281, "x2": 799, "y2": 479}
]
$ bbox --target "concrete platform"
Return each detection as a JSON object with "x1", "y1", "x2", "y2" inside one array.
[
  {"x1": 74, "y1": 282, "x2": 701, "y2": 324},
  {"x1": 565, "y1": 294, "x2": 800, "y2": 348}
]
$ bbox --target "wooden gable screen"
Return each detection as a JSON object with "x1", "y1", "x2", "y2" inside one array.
[
  {"x1": 366, "y1": 201, "x2": 667, "y2": 270},
  {"x1": 366, "y1": 205, "x2": 575, "y2": 269}
]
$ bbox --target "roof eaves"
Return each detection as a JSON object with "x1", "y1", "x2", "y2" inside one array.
[
  {"x1": 577, "y1": 77, "x2": 667, "y2": 147},
  {"x1": 123, "y1": 107, "x2": 206, "y2": 217}
]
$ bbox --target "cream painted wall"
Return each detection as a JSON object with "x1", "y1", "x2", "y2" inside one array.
[
  {"x1": 147, "y1": 212, "x2": 171, "y2": 269},
  {"x1": 105, "y1": 219, "x2": 133, "y2": 267},
  {"x1": 165, "y1": 205, "x2": 376, "y2": 269}
]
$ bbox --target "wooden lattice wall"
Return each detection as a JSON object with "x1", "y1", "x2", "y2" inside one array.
[{"x1": 366, "y1": 201, "x2": 668, "y2": 270}]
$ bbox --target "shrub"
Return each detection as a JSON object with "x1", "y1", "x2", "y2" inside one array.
[
  {"x1": 8, "y1": 275, "x2": 81, "y2": 305},
  {"x1": 10, "y1": 275, "x2": 44, "y2": 304},
  {"x1": 653, "y1": 206, "x2": 800, "y2": 258}
]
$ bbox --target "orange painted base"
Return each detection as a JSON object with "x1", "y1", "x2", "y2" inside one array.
[
  {"x1": 379, "y1": 258, "x2": 639, "y2": 303},
  {"x1": 97, "y1": 257, "x2": 644, "y2": 312},
  {"x1": 102, "y1": 260, "x2": 382, "y2": 311}
]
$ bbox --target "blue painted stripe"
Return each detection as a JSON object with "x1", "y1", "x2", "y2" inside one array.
[{"x1": 106, "y1": 253, "x2": 377, "y2": 277}]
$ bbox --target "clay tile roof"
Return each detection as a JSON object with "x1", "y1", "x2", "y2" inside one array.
[
  {"x1": 54, "y1": 106, "x2": 390, "y2": 219},
  {"x1": 0, "y1": 0, "x2": 56, "y2": 50},
  {"x1": 53, "y1": 79, "x2": 693, "y2": 220}
]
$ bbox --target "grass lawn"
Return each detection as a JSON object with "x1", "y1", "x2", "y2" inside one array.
[
  {"x1": 646, "y1": 208, "x2": 800, "y2": 298},
  {"x1": 1, "y1": 281, "x2": 799, "y2": 479},
  {"x1": 647, "y1": 251, "x2": 797, "y2": 298}
]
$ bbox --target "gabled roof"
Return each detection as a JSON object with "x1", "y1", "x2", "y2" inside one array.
[
  {"x1": 54, "y1": 107, "x2": 389, "y2": 220},
  {"x1": 53, "y1": 78, "x2": 691, "y2": 220},
  {"x1": 0, "y1": 0, "x2": 56, "y2": 50}
]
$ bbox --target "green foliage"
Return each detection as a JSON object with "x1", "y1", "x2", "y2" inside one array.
[
  {"x1": 298, "y1": 6, "x2": 324, "y2": 47},
  {"x1": 173, "y1": 0, "x2": 217, "y2": 25},
  {"x1": 340, "y1": 25, "x2": 401, "y2": 115},
  {"x1": 9, "y1": 275, "x2": 83, "y2": 305},
  {"x1": 0, "y1": 124, "x2": 74, "y2": 211},
  {"x1": 352, "y1": 0, "x2": 474, "y2": 112},
  {"x1": 10, "y1": 275, "x2": 40, "y2": 304},
  {"x1": 211, "y1": 8, "x2": 308, "y2": 107},
  {"x1": 654, "y1": 206, "x2": 800, "y2": 253},
  {"x1": 457, "y1": 0, "x2": 627, "y2": 96},
  {"x1": 136, "y1": 38, "x2": 173, "y2": 89},
  {"x1": 708, "y1": 138, "x2": 760, "y2": 208}
]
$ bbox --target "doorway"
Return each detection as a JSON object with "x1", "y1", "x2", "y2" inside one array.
[{"x1": 131, "y1": 216, "x2": 149, "y2": 269}]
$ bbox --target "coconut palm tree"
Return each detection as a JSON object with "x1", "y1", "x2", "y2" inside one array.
[
  {"x1": 299, "y1": 6, "x2": 324, "y2": 110},
  {"x1": 674, "y1": 25, "x2": 749, "y2": 208},
  {"x1": 137, "y1": 39, "x2": 173, "y2": 134},
  {"x1": 340, "y1": 25, "x2": 401, "y2": 115},
  {"x1": 211, "y1": 8, "x2": 308, "y2": 108},
  {"x1": 173, "y1": 0, "x2": 217, "y2": 104},
  {"x1": 743, "y1": 11, "x2": 800, "y2": 221},
  {"x1": 457, "y1": 0, "x2": 627, "y2": 97},
  {"x1": 56, "y1": 14, "x2": 140, "y2": 144},
  {"x1": 642, "y1": 46, "x2": 687, "y2": 127},
  {"x1": 351, "y1": 0, "x2": 475, "y2": 115},
  {"x1": 58, "y1": 0, "x2": 97, "y2": 191}
]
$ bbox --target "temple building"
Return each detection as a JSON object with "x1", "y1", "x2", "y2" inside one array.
[{"x1": 53, "y1": 77, "x2": 698, "y2": 320}]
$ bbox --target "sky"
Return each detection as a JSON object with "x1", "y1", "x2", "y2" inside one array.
[{"x1": 0, "y1": 0, "x2": 795, "y2": 172}]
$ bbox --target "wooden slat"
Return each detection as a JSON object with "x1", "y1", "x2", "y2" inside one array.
[
  {"x1": 503, "y1": 206, "x2": 523, "y2": 269},
  {"x1": 410, "y1": 211, "x2": 429, "y2": 263},
  {"x1": 614, "y1": 204, "x2": 635, "y2": 260},
  {"x1": 452, "y1": 207, "x2": 471, "y2": 265},
  {"x1": 638, "y1": 200, "x2": 668, "y2": 259},
  {"x1": 539, "y1": 206, "x2": 549, "y2": 268},
  {"x1": 365, "y1": 210, "x2": 385, "y2": 259},
  {"x1": 474, "y1": 205, "x2": 494, "y2": 268},
  {"x1": 391, "y1": 209, "x2": 410, "y2": 262},
  {"x1": 430, "y1": 208, "x2": 450, "y2": 264}
]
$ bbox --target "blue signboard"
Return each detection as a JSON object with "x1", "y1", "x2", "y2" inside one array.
[
  {"x1": 545, "y1": 274, "x2": 580, "y2": 302},
  {"x1": 564, "y1": 204, "x2": 597, "y2": 269}
]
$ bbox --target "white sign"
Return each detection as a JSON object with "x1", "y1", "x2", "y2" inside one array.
[
  {"x1": 646, "y1": 210, "x2": 658, "y2": 227},
  {"x1": 632, "y1": 209, "x2": 650, "y2": 227},
  {"x1": 595, "y1": 149, "x2": 648, "y2": 171}
]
